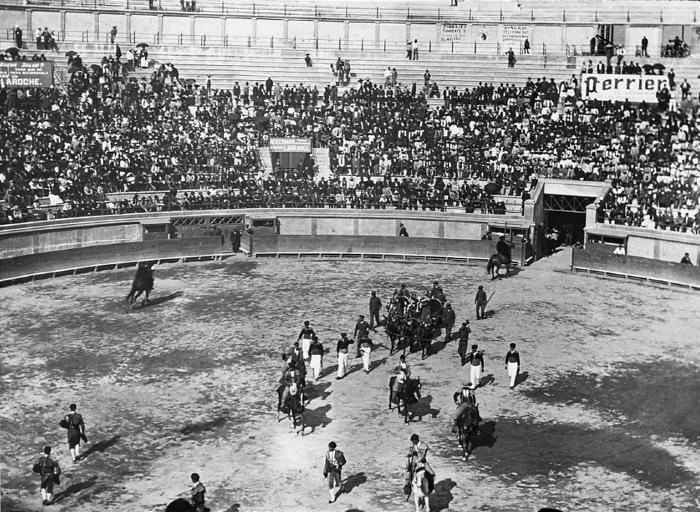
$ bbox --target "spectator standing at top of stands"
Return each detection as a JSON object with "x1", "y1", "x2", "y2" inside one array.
[
  {"x1": 506, "y1": 48, "x2": 516, "y2": 68},
  {"x1": 305, "y1": 53, "x2": 312, "y2": 67},
  {"x1": 265, "y1": 76, "x2": 273, "y2": 97},
  {"x1": 590, "y1": 36, "x2": 596, "y2": 56},
  {"x1": 680, "y1": 253, "x2": 693, "y2": 265},
  {"x1": 406, "y1": 41, "x2": 412, "y2": 59},
  {"x1": 35, "y1": 27, "x2": 42, "y2": 50},
  {"x1": 523, "y1": 38, "x2": 530, "y2": 54},
  {"x1": 110, "y1": 26, "x2": 117, "y2": 44},
  {"x1": 641, "y1": 35, "x2": 649, "y2": 57},
  {"x1": 391, "y1": 67, "x2": 398, "y2": 87},
  {"x1": 424, "y1": 69, "x2": 430, "y2": 86},
  {"x1": 412, "y1": 39, "x2": 419, "y2": 60},
  {"x1": 680, "y1": 79, "x2": 691, "y2": 100},
  {"x1": 14, "y1": 26, "x2": 22, "y2": 49}
]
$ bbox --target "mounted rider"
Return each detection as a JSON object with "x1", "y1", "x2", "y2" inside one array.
[
  {"x1": 496, "y1": 235, "x2": 512, "y2": 264},
  {"x1": 451, "y1": 384, "x2": 481, "y2": 433},
  {"x1": 279, "y1": 353, "x2": 304, "y2": 407},
  {"x1": 405, "y1": 434, "x2": 435, "y2": 494}
]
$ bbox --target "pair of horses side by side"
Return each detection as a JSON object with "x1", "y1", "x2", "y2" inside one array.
[{"x1": 388, "y1": 375, "x2": 422, "y2": 424}]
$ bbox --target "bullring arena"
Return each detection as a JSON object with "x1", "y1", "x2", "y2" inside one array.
[{"x1": 2, "y1": 0, "x2": 700, "y2": 510}]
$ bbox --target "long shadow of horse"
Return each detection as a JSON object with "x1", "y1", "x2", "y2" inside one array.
[
  {"x1": 134, "y1": 291, "x2": 183, "y2": 310},
  {"x1": 470, "y1": 421, "x2": 497, "y2": 453},
  {"x1": 431, "y1": 478, "x2": 457, "y2": 511},
  {"x1": 304, "y1": 403, "x2": 332, "y2": 434},
  {"x1": 343, "y1": 472, "x2": 367, "y2": 494},
  {"x1": 514, "y1": 371, "x2": 530, "y2": 387},
  {"x1": 409, "y1": 394, "x2": 440, "y2": 422},
  {"x1": 306, "y1": 381, "x2": 332, "y2": 403},
  {"x1": 78, "y1": 435, "x2": 120, "y2": 461},
  {"x1": 180, "y1": 416, "x2": 227, "y2": 436},
  {"x1": 52, "y1": 476, "x2": 98, "y2": 503}
]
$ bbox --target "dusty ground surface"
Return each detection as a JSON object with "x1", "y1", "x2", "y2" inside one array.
[{"x1": 1, "y1": 250, "x2": 699, "y2": 512}]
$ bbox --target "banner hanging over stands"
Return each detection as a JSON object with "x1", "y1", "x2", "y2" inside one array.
[
  {"x1": 269, "y1": 138, "x2": 312, "y2": 153},
  {"x1": 581, "y1": 73, "x2": 668, "y2": 103},
  {"x1": 0, "y1": 61, "x2": 54, "y2": 89}
]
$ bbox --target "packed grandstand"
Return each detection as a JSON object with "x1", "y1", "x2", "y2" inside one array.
[{"x1": 1, "y1": 16, "x2": 698, "y2": 235}]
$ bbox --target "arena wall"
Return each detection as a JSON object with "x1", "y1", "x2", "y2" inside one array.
[{"x1": 571, "y1": 246, "x2": 700, "y2": 290}]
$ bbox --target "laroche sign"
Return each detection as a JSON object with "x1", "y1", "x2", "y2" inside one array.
[
  {"x1": 0, "y1": 61, "x2": 54, "y2": 89},
  {"x1": 269, "y1": 138, "x2": 312, "y2": 153},
  {"x1": 581, "y1": 74, "x2": 668, "y2": 102}
]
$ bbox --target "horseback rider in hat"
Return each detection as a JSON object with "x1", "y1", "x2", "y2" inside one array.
[{"x1": 496, "y1": 235, "x2": 512, "y2": 264}]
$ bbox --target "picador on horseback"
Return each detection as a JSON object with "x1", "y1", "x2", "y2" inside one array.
[{"x1": 487, "y1": 235, "x2": 513, "y2": 279}]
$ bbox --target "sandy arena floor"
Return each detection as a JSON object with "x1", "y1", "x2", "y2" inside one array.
[{"x1": 1, "y1": 251, "x2": 699, "y2": 512}]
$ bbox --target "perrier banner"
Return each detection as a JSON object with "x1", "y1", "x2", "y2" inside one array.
[{"x1": 0, "y1": 61, "x2": 54, "y2": 89}]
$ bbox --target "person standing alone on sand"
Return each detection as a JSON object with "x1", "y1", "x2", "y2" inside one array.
[
  {"x1": 323, "y1": 442, "x2": 346, "y2": 503},
  {"x1": 475, "y1": 285, "x2": 487, "y2": 319},
  {"x1": 504, "y1": 342, "x2": 521, "y2": 389}
]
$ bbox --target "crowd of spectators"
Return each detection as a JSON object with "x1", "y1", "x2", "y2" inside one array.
[{"x1": 0, "y1": 48, "x2": 699, "y2": 234}]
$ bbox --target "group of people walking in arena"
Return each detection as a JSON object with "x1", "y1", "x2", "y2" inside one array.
[{"x1": 273, "y1": 274, "x2": 523, "y2": 511}]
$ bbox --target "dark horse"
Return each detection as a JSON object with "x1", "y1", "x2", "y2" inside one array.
[
  {"x1": 277, "y1": 384, "x2": 305, "y2": 434},
  {"x1": 389, "y1": 376, "x2": 422, "y2": 424},
  {"x1": 126, "y1": 263, "x2": 154, "y2": 308},
  {"x1": 454, "y1": 403, "x2": 482, "y2": 460},
  {"x1": 486, "y1": 253, "x2": 511, "y2": 279}
]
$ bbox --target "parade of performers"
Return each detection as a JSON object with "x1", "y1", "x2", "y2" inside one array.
[{"x1": 35, "y1": 264, "x2": 521, "y2": 509}]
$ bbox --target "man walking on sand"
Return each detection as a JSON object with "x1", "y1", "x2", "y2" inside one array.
[
  {"x1": 475, "y1": 285, "x2": 487, "y2": 319},
  {"x1": 323, "y1": 441, "x2": 346, "y2": 503},
  {"x1": 505, "y1": 342, "x2": 521, "y2": 389},
  {"x1": 60, "y1": 403, "x2": 86, "y2": 462},
  {"x1": 465, "y1": 344, "x2": 484, "y2": 388}
]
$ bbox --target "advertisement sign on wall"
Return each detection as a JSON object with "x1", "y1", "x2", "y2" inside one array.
[
  {"x1": 0, "y1": 61, "x2": 54, "y2": 89},
  {"x1": 500, "y1": 25, "x2": 531, "y2": 46},
  {"x1": 581, "y1": 73, "x2": 668, "y2": 102},
  {"x1": 440, "y1": 24, "x2": 470, "y2": 43},
  {"x1": 269, "y1": 138, "x2": 312, "y2": 153}
]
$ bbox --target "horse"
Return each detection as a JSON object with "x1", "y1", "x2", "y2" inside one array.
[
  {"x1": 404, "y1": 460, "x2": 434, "y2": 510},
  {"x1": 277, "y1": 383, "x2": 305, "y2": 434},
  {"x1": 389, "y1": 375, "x2": 422, "y2": 424},
  {"x1": 454, "y1": 403, "x2": 481, "y2": 460},
  {"x1": 164, "y1": 498, "x2": 197, "y2": 512},
  {"x1": 385, "y1": 314, "x2": 408, "y2": 355},
  {"x1": 486, "y1": 253, "x2": 511, "y2": 279},
  {"x1": 126, "y1": 263, "x2": 154, "y2": 308}
]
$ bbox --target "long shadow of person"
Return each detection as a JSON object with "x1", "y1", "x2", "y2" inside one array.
[
  {"x1": 430, "y1": 478, "x2": 457, "y2": 511},
  {"x1": 304, "y1": 404, "x2": 332, "y2": 434},
  {"x1": 78, "y1": 435, "x2": 120, "y2": 461},
  {"x1": 514, "y1": 371, "x2": 529, "y2": 387},
  {"x1": 343, "y1": 472, "x2": 367, "y2": 494},
  {"x1": 320, "y1": 363, "x2": 338, "y2": 380},
  {"x1": 222, "y1": 504, "x2": 241, "y2": 512},
  {"x1": 480, "y1": 373, "x2": 495, "y2": 387},
  {"x1": 52, "y1": 476, "x2": 98, "y2": 503}
]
